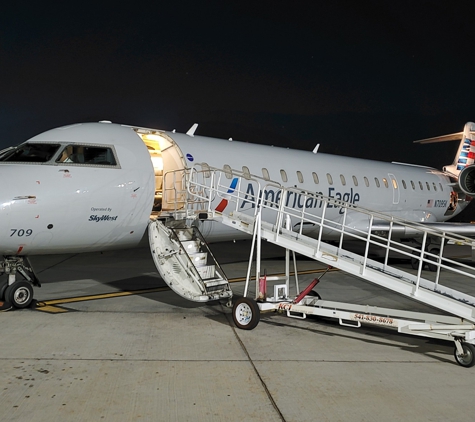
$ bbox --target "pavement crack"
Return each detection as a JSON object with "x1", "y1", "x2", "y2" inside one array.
[{"x1": 223, "y1": 303, "x2": 286, "y2": 422}]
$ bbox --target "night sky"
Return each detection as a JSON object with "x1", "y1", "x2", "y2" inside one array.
[{"x1": 2, "y1": 1, "x2": 475, "y2": 171}]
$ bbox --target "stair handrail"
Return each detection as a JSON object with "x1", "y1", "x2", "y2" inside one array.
[{"x1": 186, "y1": 164, "x2": 475, "y2": 291}]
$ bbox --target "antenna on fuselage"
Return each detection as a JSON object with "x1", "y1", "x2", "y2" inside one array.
[
  {"x1": 186, "y1": 123, "x2": 198, "y2": 137},
  {"x1": 312, "y1": 144, "x2": 320, "y2": 154}
]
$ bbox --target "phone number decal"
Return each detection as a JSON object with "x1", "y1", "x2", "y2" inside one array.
[{"x1": 351, "y1": 314, "x2": 397, "y2": 327}]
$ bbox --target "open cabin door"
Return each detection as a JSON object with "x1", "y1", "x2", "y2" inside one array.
[
  {"x1": 161, "y1": 145, "x2": 187, "y2": 211},
  {"x1": 135, "y1": 130, "x2": 187, "y2": 213},
  {"x1": 148, "y1": 220, "x2": 233, "y2": 302}
]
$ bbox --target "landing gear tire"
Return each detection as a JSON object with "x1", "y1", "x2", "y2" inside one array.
[
  {"x1": 454, "y1": 342, "x2": 475, "y2": 368},
  {"x1": 427, "y1": 248, "x2": 440, "y2": 272},
  {"x1": 232, "y1": 297, "x2": 260, "y2": 330},
  {"x1": 4, "y1": 281, "x2": 33, "y2": 309},
  {"x1": 0, "y1": 278, "x2": 7, "y2": 300}
]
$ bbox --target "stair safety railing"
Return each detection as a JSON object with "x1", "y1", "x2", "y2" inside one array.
[
  {"x1": 187, "y1": 164, "x2": 475, "y2": 320},
  {"x1": 162, "y1": 168, "x2": 214, "y2": 218}
]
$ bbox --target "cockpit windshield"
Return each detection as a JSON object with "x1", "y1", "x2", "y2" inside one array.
[{"x1": 0, "y1": 143, "x2": 60, "y2": 163}]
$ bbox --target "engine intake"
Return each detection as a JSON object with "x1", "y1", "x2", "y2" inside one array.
[{"x1": 458, "y1": 164, "x2": 475, "y2": 196}]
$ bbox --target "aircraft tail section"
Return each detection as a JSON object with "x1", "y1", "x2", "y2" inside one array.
[
  {"x1": 448, "y1": 122, "x2": 475, "y2": 175},
  {"x1": 414, "y1": 122, "x2": 475, "y2": 176}
]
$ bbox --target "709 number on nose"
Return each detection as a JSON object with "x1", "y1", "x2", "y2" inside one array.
[{"x1": 10, "y1": 229, "x2": 33, "y2": 237}]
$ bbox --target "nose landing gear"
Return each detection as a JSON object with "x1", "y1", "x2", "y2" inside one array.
[
  {"x1": 4, "y1": 280, "x2": 34, "y2": 308},
  {"x1": 0, "y1": 257, "x2": 39, "y2": 309}
]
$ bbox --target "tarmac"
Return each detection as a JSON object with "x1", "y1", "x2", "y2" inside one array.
[{"x1": 1, "y1": 239, "x2": 475, "y2": 422}]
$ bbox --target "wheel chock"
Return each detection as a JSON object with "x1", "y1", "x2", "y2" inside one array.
[{"x1": 0, "y1": 301, "x2": 13, "y2": 312}]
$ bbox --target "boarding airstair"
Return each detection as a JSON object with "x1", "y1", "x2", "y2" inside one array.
[
  {"x1": 176, "y1": 164, "x2": 475, "y2": 367},
  {"x1": 149, "y1": 220, "x2": 232, "y2": 303}
]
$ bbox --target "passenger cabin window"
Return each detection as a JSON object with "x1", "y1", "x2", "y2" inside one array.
[
  {"x1": 382, "y1": 178, "x2": 388, "y2": 188},
  {"x1": 426, "y1": 182, "x2": 430, "y2": 191},
  {"x1": 297, "y1": 171, "x2": 304, "y2": 183},
  {"x1": 419, "y1": 181, "x2": 423, "y2": 190},
  {"x1": 1, "y1": 143, "x2": 61, "y2": 163},
  {"x1": 411, "y1": 181, "x2": 415, "y2": 190},
  {"x1": 433, "y1": 182, "x2": 437, "y2": 191},
  {"x1": 352, "y1": 176, "x2": 358, "y2": 186},
  {"x1": 364, "y1": 177, "x2": 369, "y2": 187},
  {"x1": 223, "y1": 164, "x2": 233, "y2": 179},
  {"x1": 326, "y1": 173, "x2": 333, "y2": 185},
  {"x1": 340, "y1": 174, "x2": 346, "y2": 185},
  {"x1": 312, "y1": 172, "x2": 319, "y2": 184},
  {"x1": 262, "y1": 168, "x2": 270, "y2": 181},
  {"x1": 374, "y1": 177, "x2": 380, "y2": 188},
  {"x1": 439, "y1": 183, "x2": 443, "y2": 191},
  {"x1": 242, "y1": 166, "x2": 251, "y2": 180},
  {"x1": 402, "y1": 180, "x2": 407, "y2": 189},
  {"x1": 391, "y1": 178, "x2": 398, "y2": 189},
  {"x1": 280, "y1": 169, "x2": 288, "y2": 183},
  {"x1": 56, "y1": 145, "x2": 117, "y2": 166}
]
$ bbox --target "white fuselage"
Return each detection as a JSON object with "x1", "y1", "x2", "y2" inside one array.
[{"x1": 0, "y1": 122, "x2": 466, "y2": 255}]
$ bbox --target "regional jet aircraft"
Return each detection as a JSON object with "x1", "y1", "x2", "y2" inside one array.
[{"x1": 0, "y1": 120, "x2": 474, "y2": 308}]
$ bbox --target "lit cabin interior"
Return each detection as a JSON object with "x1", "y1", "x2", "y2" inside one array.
[{"x1": 135, "y1": 130, "x2": 186, "y2": 214}]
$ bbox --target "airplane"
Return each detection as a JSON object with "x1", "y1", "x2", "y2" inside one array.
[{"x1": 0, "y1": 120, "x2": 475, "y2": 310}]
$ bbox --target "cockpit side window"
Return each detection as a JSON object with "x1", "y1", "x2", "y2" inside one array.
[
  {"x1": 0, "y1": 143, "x2": 60, "y2": 163},
  {"x1": 56, "y1": 145, "x2": 118, "y2": 166}
]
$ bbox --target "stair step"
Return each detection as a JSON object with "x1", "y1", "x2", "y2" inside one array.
[
  {"x1": 204, "y1": 278, "x2": 227, "y2": 286},
  {"x1": 149, "y1": 220, "x2": 232, "y2": 303}
]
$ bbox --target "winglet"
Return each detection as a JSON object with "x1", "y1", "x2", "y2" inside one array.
[{"x1": 186, "y1": 123, "x2": 198, "y2": 137}]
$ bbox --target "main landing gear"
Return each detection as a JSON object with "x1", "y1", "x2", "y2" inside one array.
[
  {"x1": 410, "y1": 247, "x2": 441, "y2": 272},
  {"x1": 0, "y1": 257, "x2": 39, "y2": 309}
]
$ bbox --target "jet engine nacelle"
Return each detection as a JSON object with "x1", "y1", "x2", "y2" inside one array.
[{"x1": 458, "y1": 165, "x2": 475, "y2": 196}]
